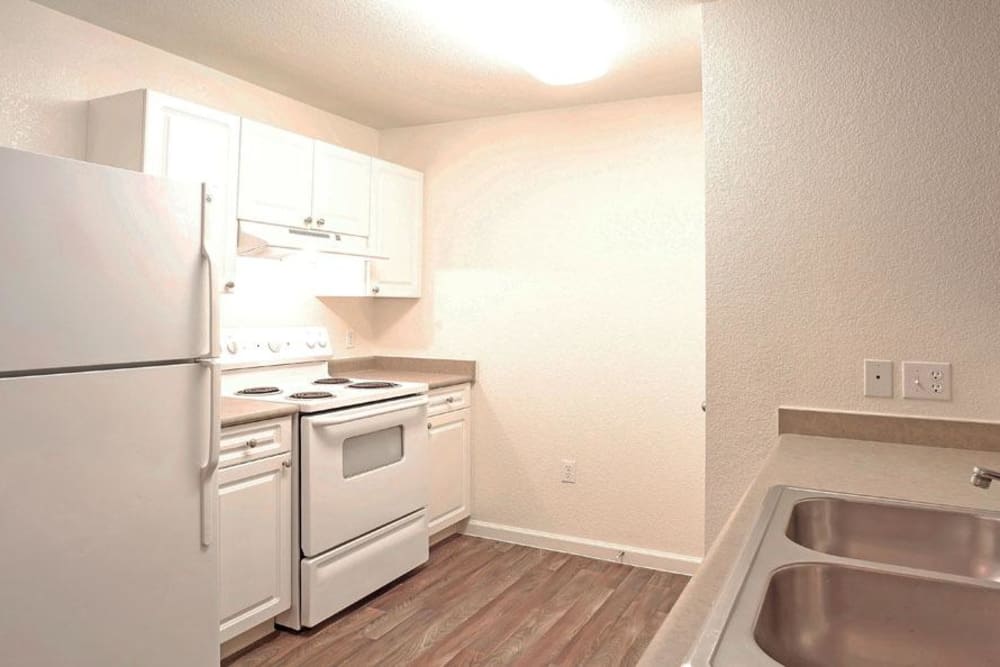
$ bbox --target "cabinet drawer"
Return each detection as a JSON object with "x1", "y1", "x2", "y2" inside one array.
[
  {"x1": 220, "y1": 417, "x2": 291, "y2": 468},
  {"x1": 427, "y1": 383, "x2": 471, "y2": 416}
]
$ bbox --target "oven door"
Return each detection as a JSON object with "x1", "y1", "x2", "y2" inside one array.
[{"x1": 300, "y1": 395, "x2": 428, "y2": 557}]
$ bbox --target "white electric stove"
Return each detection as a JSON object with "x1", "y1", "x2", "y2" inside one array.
[
  {"x1": 221, "y1": 327, "x2": 427, "y2": 411},
  {"x1": 221, "y1": 327, "x2": 431, "y2": 631}
]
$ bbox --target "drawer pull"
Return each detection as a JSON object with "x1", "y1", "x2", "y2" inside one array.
[
  {"x1": 282, "y1": 460, "x2": 292, "y2": 469},
  {"x1": 246, "y1": 438, "x2": 258, "y2": 448},
  {"x1": 446, "y1": 397, "x2": 455, "y2": 403}
]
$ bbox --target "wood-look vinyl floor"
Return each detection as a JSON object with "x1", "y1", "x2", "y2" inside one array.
[{"x1": 224, "y1": 535, "x2": 688, "y2": 667}]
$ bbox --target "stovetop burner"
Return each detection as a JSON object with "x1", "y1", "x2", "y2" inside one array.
[
  {"x1": 289, "y1": 391, "x2": 334, "y2": 400},
  {"x1": 236, "y1": 386, "x2": 281, "y2": 395},
  {"x1": 348, "y1": 381, "x2": 400, "y2": 389},
  {"x1": 314, "y1": 377, "x2": 352, "y2": 385}
]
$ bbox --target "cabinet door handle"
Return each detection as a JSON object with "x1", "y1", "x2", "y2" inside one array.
[
  {"x1": 304, "y1": 216, "x2": 313, "y2": 226},
  {"x1": 372, "y1": 286, "x2": 381, "y2": 295},
  {"x1": 316, "y1": 218, "x2": 326, "y2": 227},
  {"x1": 282, "y1": 460, "x2": 292, "y2": 469},
  {"x1": 427, "y1": 423, "x2": 432, "y2": 430}
]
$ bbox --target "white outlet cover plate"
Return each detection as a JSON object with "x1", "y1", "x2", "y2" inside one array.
[
  {"x1": 864, "y1": 359, "x2": 893, "y2": 398},
  {"x1": 902, "y1": 361, "x2": 952, "y2": 401}
]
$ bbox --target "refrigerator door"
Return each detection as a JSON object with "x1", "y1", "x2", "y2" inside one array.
[
  {"x1": 0, "y1": 363, "x2": 218, "y2": 667},
  {"x1": 0, "y1": 147, "x2": 215, "y2": 372}
]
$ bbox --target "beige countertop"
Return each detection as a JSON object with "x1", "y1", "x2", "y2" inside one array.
[
  {"x1": 327, "y1": 356, "x2": 475, "y2": 390},
  {"x1": 221, "y1": 397, "x2": 298, "y2": 428},
  {"x1": 334, "y1": 368, "x2": 473, "y2": 390},
  {"x1": 639, "y1": 434, "x2": 1000, "y2": 666}
]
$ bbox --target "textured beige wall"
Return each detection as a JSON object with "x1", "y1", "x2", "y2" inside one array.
[
  {"x1": 0, "y1": 0, "x2": 379, "y2": 349},
  {"x1": 377, "y1": 95, "x2": 706, "y2": 558},
  {"x1": 704, "y1": 1, "x2": 1000, "y2": 544}
]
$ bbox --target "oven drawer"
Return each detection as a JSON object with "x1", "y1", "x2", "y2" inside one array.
[
  {"x1": 427, "y1": 383, "x2": 471, "y2": 416},
  {"x1": 300, "y1": 510, "x2": 428, "y2": 628},
  {"x1": 220, "y1": 417, "x2": 291, "y2": 468}
]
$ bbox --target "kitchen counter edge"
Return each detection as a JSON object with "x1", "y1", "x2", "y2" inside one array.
[
  {"x1": 221, "y1": 397, "x2": 299, "y2": 428},
  {"x1": 327, "y1": 356, "x2": 475, "y2": 390}
]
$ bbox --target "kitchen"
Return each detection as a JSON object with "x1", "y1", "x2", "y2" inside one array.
[{"x1": 1, "y1": 1, "x2": 998, "y2": 666}]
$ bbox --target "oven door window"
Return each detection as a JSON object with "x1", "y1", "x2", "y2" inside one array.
[{"x1": 342, "y1": 426, "x2": 404, "y2": 478}]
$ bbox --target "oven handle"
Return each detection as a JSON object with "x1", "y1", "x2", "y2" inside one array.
[{"x1": 306, "y1": 394, "x2": 429, "y2": 427}]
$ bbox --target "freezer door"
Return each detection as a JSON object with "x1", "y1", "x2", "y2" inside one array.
[
  {"x1": 0, "y1": 147, "x2": 213, "y2": 372},
  {"x1": 0, "y1": 363, "x2": 218, "y2": 667}
]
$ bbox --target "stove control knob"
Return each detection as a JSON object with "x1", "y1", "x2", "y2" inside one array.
[
  {"x1": 268, "y1": 340, "x2": 282, "y2": 353},
  {"x1": 318, "y1": 338, "x2": 328, "y2": 348},
  {"x1": 225, "y1": 340, "x2": 239, "y2": 354},
  {"x1": 305, "y1": 339, "x2": 316, "y2": 349}
]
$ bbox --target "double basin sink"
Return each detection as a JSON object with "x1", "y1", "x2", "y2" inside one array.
[{"x1": 687, "y1": 486, "x2": 1000, "y2": 666}]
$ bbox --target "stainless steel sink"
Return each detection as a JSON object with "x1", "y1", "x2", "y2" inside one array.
[
  {"x1": 687, "y1": 487, "x2": 1000, "y2": 666},
  {"x1": 755, "y1": 564, "x2": 1000, "y2": 667},
  {"x1": 787, "y1": 497, "x2": 1000, "y2": 580}
]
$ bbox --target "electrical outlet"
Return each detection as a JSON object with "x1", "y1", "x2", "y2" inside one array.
[
  {"x1": 561, "y1": 459, "x2": 577, "y2": 484},
  {"x1": 864, "y1": 359, "x2": 893, "y2": 398},
  {"x1": 902, "y1": 362, "x2": 952, "y2": 401},
  {"x1": 345, "y1": 329, "x2": 355, "y2": 349}
]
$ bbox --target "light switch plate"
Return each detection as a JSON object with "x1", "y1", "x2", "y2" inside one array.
[
  {"x1": 902, "y1": 361, "x2": 952, "y2": 400},
  {"x1": 864, "y1": 359, "x2": 893, "y2": 397}
]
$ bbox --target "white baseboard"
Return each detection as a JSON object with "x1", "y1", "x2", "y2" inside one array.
[{"x1": 462, "y1": 520, "x2": 702, "y2": 576}]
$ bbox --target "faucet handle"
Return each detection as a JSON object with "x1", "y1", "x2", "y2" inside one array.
[{"x1": 971, "y1": 466, "x2": 1000, "y2": 489}]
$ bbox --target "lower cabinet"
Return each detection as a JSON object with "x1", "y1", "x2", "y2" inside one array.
[
  {"x1": 218, "y1": 451, "x2": 292, "y2": 642},
  {"x1": 427, "y1": 396, "x2": 472, "y2": 534}
]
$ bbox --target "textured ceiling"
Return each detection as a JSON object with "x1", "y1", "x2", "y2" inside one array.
[{"x1": 32, "y1": 0, "x2": 702, "y2": 129}]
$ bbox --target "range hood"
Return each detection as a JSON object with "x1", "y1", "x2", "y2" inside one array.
[{"x1": 237, "y1": 220, "x2": 388, "y2": 260}]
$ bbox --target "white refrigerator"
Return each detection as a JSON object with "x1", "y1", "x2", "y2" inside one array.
[{"x1": 0, "y1": 147, "x2": 222, "y2": 666}]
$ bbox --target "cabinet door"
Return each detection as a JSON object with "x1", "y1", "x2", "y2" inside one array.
[
  {"x1": 312, "y1": 141, "x2": 372, "y2": 238},
  {"x1": 237, "y1": 119, "x2": 314, "y2": 228},
  {"x1": 218, "y1": 454, "x2": 292, "y2": 642},
  {"x1": 368, "y1": 159, "x2": 423, "y2": 298},
  {"x1": 88, "y1": 90, "x2": 241, "y2": 292},
  {"x1": 427, "y1": 408, "x2": 471, "y2": 533}
]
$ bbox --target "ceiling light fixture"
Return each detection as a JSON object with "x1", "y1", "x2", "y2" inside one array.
[{"x1": 416, "y1": 0, "x2": 626, "y2": 86}]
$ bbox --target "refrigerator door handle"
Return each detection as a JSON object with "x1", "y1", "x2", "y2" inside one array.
[
  {"x1": 201, "y1": 184, "x2": 221, "y2": 358},
  {"x1": 199, "y1": 357, "x2": 222, "y2": 547}
]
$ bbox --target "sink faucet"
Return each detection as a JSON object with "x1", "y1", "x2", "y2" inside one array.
[{"x1": 971, "y1": 466, "x2": 1000, "y2": 489}]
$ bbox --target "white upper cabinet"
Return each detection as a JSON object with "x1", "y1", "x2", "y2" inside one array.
[
  {"x1": 90, "y1": 91, "x2": 423, "y2": 298},
  {"x1": 312, "y1": 141, "x2": 372, "y2": 238},
  {"x1": 368, "y1": 159, "x2": 423, "y2": 298},
  {"x1": 237, "y1": 119, "x2": 314, "y2": 228},
  {"x1": 87, "y1": 89, "x2": 241, "y2": 292}
]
